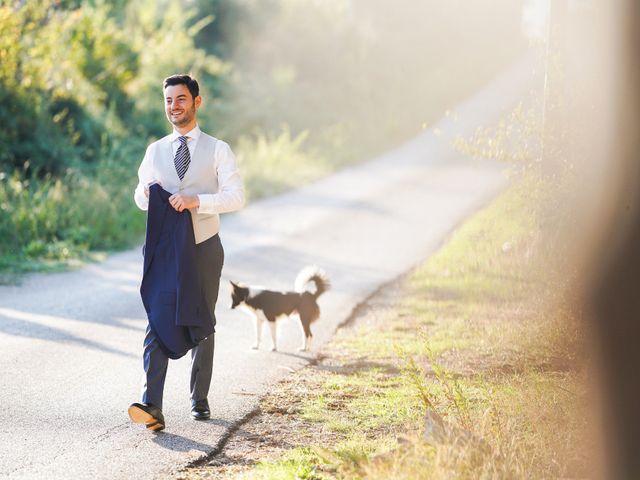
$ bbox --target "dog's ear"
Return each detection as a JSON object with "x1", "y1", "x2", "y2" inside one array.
[{"x1": 230, "y1": 280, "x2": 239, "y2": 289}]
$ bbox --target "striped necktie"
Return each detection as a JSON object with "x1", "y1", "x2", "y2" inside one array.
[{"x1": 174, "y1": 136, "x2": 190, "y2": 180}]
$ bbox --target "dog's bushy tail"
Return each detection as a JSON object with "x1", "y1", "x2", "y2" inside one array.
[{"x1": 294, "y1": 265, "x2": 330, "y2": 300}]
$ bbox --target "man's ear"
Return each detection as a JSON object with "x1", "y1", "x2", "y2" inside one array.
[{"x1": 194, "y1": 95, "x2": 202, "y2": 110}]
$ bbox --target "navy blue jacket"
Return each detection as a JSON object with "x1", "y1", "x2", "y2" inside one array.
[{"x1": 140, "y1": 184, "x2": 214, "y2": 359}]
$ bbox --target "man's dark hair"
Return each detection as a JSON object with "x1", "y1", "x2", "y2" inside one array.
[{"x1": 163, "y1": 74, "x2": 200, "y2": 99}]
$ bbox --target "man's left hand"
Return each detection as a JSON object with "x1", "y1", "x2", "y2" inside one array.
[{"x1": 169, "y1": 194, "x2": 199, "y2": 212}]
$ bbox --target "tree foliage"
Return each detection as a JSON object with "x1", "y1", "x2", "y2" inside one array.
[{"x1": 0, "y1": 0, "x2": 225, "y2": 175}]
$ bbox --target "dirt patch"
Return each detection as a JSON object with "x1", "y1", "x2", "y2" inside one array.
[{"x1": 178, "y1": 366, "x2": 367, "y2": 479}]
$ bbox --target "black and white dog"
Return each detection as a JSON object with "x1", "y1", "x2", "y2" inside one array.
[{"x1": 230, "y1": 266, "x2": 329, "y2": 352}]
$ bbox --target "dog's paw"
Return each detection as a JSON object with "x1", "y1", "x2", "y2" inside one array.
[
  {"x1": 270, "y1": 346, "x2": 278, "y2": 352},
  {"x1": 251, "y1": 344, "x2": 259, "y2": 350}
]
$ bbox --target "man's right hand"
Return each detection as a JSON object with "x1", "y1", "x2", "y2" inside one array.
[{"x1": 144, "y1": 181, "x2": 161, "y2": 198}]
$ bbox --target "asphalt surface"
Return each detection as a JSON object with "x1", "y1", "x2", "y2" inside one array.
[{"x1": 0, "y1": 57, "x2": 534, "y2": 479}]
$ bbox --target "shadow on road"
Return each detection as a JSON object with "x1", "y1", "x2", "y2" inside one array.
[
  {"x1": 152, "y1": 418, "x2": 257, "y2": 453},
  {"x1": 152, "y1": 432, "x2": 214, "y2": 453},
  {"x1": 272, "y1": 350, "x2": 313, "y2": 361},
  {"x1": 0, "y1": 307, "x2": 138, "y2": 358}
]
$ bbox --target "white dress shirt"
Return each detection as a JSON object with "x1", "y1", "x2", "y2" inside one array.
[{"x1": 134, "y1": 125, "x2": 244, "y2": 215}]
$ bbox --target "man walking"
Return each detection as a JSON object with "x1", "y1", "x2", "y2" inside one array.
[{"x1": 128, "y1": 74, "x2": 244, "y2": 431}]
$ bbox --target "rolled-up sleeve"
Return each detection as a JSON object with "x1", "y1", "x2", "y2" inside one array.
[{"x1": 197, "y1": 141, "x2": 245, "y2": 214}]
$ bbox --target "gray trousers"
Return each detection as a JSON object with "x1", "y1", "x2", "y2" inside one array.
[{"x1": 141, "y1": 234, "x2": 224, "y2": 410}]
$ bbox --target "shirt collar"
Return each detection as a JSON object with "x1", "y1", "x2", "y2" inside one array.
[{"x1": 170, "y1": 124, "x2": 201, "y2": 142}]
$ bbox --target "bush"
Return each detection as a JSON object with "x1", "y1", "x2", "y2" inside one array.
[
  {"x1": 0, "y1": 137, "x2": 146, "y2": 260},
  {"x1": 236, "y1": 127, "x2": 334, "y2": 201}
]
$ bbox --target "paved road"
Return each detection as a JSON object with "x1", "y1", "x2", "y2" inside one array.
[{"x1": 0, "y1": 57, "x2": 534, "y2": 479}]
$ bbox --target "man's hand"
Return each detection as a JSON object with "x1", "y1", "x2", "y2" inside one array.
[
  {"x1": 144, "y1": 181, "x2": 162, "y2": 198},
  {"x1": 169, "y1": 194, "x2": 199, "y2": 212}
]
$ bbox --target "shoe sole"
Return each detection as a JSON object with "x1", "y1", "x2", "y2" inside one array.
[
  {"x1": 128, "y1": 405, "x2": 165, "y2": 431},
  {"x1": 191, "y1": 414, "x2": 210, "y2": 421}
]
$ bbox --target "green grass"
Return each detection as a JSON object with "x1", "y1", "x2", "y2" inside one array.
[
  {"x1": 243, "y1": 448, "x2": 327, "y2": 480},
  {"x1": 300, "y1": 370, "x2": 422, "y2": 434},
  {"x1": 193, "y1": 174, "x2": 588, "y2": 479}
]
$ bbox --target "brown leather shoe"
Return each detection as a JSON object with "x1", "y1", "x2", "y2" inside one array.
[
  {"x1": 128, "y1": 403, "x2": 165, "y2": 431},
  {"x1": 191, "y1": 399, "x2": 210, "y2": 420}
]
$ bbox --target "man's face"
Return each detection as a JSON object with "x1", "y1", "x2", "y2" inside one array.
[{"x1": 164, "y1": 84, "x2": 201, "y2": 128}]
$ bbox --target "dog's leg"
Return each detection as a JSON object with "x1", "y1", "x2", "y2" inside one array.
[
  {"x1": 298, "y1": 315, "x2": 313, "y2": 352},
  {"x1": 253, "y1": 314, "x2": 263, "y2": 350},
  {"x1": 268, "y1": 319, "x2": 278, "y2": 352},
  {"x1": 292, "y1": 313, "x2": 306, "y2": 352}
]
